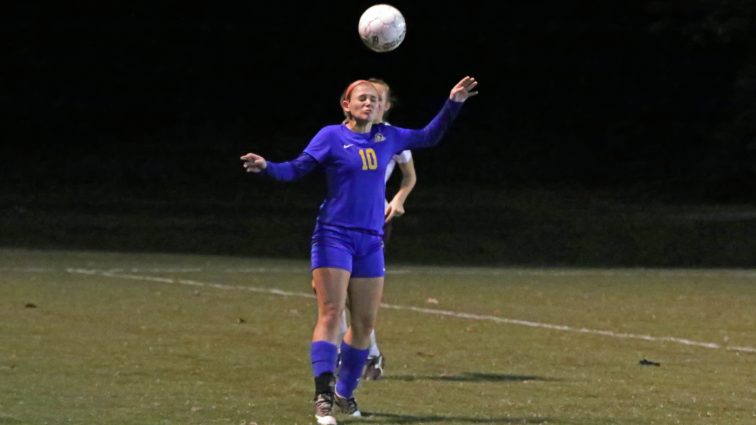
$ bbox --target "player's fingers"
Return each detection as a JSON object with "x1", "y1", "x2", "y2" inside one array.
[{"x1": 459, "y1": 77, "x2": 475, "y2": 89}]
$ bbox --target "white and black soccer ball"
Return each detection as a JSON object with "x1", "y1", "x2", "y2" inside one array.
[{"x1": 358, "y1": 4, "x2": 406, "y2": 53}]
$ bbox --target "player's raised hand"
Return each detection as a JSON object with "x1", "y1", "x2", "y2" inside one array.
[
  {"x1": 240, "y1": 153, "x2": 267, "y2": 173},
  {"x1": 449, "y1": 76, "x2": 479, "y2": 102}
]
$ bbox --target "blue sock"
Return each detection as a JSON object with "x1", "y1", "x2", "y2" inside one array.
[
  {"x1": 335, "y1": 341, "x2": 370, "y2": 398},
  {"x1": 311, "y1": 341, "x2": 338, "y2": 377}
]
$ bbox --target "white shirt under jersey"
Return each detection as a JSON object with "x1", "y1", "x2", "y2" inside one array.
[{"x1": 385, "y1": 150, "x2": 413, "y2": 183}]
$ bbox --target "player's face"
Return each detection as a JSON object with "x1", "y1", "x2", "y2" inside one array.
[
  {"x1": 372, "y1": 83, "x2": 390, "y2": 123},
  {"x1": 344, "y1": 84, "x2": 379, "y2": 123}
]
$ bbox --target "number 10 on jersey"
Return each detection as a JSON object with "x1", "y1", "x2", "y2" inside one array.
[{"x1": 359, "y1": 148, "x2": 378, "y2": 170}]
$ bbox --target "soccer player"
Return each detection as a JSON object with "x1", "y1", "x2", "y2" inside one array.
[
  {"x1": 361, "y1": 78, "x2": 416, "y2": 380},
  {"x1": 240, "y1": 76, "x2": 477, "y2": 425},
  {"x1": 312, "y1": 78, "x2": 414, "y2": 380}
]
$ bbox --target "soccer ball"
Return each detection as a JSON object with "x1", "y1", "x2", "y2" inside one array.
[{"x1": 358, "y1": 4, "x2": 406, "y2": 53}]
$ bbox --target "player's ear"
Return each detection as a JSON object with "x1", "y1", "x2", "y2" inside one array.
[
  {"x1": 385, "y1": 101, "x2": 392, "y2": 111},
  {"x1": 341, "y1": 98, "x2": 350, "y2": 112}
]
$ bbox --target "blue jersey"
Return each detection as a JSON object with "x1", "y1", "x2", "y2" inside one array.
[{"x1": 264, "y1": 99, "x2": 463, "y2": 234}]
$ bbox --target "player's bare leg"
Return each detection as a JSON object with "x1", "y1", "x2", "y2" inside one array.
[
  {"x1": 334, "y1": 276, "x2": 384, "y2": 417},
  {"x1": 310, "y1": 268, "x2": 350, "y2": 425}
]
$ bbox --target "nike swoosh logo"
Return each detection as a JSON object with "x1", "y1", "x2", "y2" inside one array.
[{"x1": 343, "y1": 144, "x2": 354, "y2": 149}]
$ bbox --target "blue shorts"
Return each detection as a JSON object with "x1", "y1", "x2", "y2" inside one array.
[{"x1": 311, "y1": 223, "x2": 385, "y2": 278}]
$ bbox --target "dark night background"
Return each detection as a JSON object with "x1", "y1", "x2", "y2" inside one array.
[{"x1": 3, "y1": 1, "x2": 756, "y2": 266}]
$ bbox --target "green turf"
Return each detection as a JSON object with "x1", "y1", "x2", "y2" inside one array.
[{"x1": 1, "y1": 248, "x2": 754, "y2": 424}]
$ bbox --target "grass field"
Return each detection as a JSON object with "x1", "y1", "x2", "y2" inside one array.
[{"x1": 1, "y1": 248, "x2": 755, "y2": 425}]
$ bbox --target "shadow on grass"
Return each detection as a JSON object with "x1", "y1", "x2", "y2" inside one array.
[
  {"x1": 344, "y1": 412, "x2": 552, "y2": 424},
  {"x1": 384, "y1": 372, "x2": 560, "y2": 383}
]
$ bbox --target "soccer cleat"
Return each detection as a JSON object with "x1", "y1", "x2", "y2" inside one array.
[
  {"x1": 334, "y1": 391, "x2": 361, "y2": 417},
  {"x1": 313, "y1": 392, "x2": 337, "y2": 425},
  {"x1": 362, "y1": 353, "x2": 385, "y2": 380}
]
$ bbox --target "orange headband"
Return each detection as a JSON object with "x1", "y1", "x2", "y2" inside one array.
[{"x1": 344, "y1": 79, "x2": 371, "y2": 100}]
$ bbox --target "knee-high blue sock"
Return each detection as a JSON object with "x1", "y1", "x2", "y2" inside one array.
[
  {"x1": 335, "y1": 341, "x2": 370, "y2": 398},
  {"x1": 311, "y1": 341, "x2": 339, "y2": 377}
]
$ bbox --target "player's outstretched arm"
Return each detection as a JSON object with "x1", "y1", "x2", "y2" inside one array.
[
  {"x1": 240, "y1": 153, "x2": 267, "y2": 173},
  {"x1": 449, "y1": 76, "x2": 479, "y2": 102},
  {"x1": 241, "y1": 151, "x2": 319, "y2": 181}
]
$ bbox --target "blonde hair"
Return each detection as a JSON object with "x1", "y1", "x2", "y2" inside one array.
[{"x1": 368, "y1": 78, "x2": 396, "y2": 121}]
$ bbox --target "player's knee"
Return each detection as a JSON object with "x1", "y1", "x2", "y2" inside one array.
[
  {"x1": 318, "y1": 306, "x2": 343, "y2": 329},
  {"x1": 348, "y1": 316, "x2": 375, "y2": 339}
]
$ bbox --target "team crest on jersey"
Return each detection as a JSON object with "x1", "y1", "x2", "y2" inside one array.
[{"x1": 374, "y1": 132, "x2": 385, "y2": 143}]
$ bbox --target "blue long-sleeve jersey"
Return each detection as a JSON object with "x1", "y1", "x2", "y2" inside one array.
[{"x1": 263, "y1": 99, "x2": 463, "y2": 234}]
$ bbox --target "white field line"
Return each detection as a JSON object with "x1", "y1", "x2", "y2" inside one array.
[
  {"x1": 66, "y1": 268, "x2": 312, "y2": 299},
  {"x1": 66, "y1": 268, "x2": 756, "y2": 355},
  {"x1": 0, "y1": 267, "x2": 205, "y2": 273},
  {"x1": 9, "y1": 265, "x2": 756, "y2": 280},
  {"x1": 219, "y1": 268, "x2": 756, "y2": 280}
]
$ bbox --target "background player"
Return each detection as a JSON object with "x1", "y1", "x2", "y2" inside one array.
[{"x1": 361, "y1": 78, "x2": 417, "y2": 380}]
